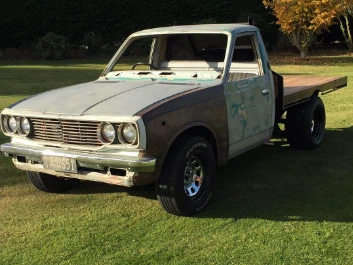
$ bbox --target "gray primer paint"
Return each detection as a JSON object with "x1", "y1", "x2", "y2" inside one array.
[{"x1": 11, "y1": 80, "x2": 203, "y2": 116}]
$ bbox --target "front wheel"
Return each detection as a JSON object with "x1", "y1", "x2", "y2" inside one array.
[
  {"x1": 27, "y1": 171, "x2": 80, "y2": 193},
  {"x1": 286, "y1": 96, "x2": 326, "y2": 149},
  {"x1": 155, "y1": 136, "x2": 216, "y2": 216}
]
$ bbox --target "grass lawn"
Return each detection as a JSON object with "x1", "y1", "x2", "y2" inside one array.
[{"x1": 0, "y1": 54, "x2": 353, "y2": 265}]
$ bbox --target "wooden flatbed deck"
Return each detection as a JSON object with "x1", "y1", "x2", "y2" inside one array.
[{"x1": 283, "y1": 76, "x2": 347, "y2": 108}]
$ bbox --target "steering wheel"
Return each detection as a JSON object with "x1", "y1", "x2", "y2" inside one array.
[{"x1": 132, "y1": 62, "x2": 158, "y2": 70}]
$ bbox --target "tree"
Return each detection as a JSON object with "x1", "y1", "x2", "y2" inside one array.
[
  {"x1": 338, "y1": 4, "x2": 353, "y2": 51},
  {"x1": 263, "y1": 0, "x2": 353, "y2": 58}
]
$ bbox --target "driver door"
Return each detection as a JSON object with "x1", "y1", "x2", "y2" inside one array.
[{"x1": 225, "y1": 32, "x2": 274, "y2": 158}]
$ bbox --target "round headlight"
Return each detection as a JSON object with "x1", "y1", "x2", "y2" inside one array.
[
  {"x1": 120, "y1": 123, "x2": 137, "y2": 144},
  {"x1": 98, "y1": 122, "x2": 116, "y2": 144},
  {"x1": 6, "y1": 116, "x2": 17, "y2": 133},
  {"x1": 18, "y1": 117, "x2": 31, "y2": 136}
]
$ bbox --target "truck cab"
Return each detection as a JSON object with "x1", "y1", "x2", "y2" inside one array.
[{"x1": 102, "y1": 24, "x2": 275, "y2": 159}]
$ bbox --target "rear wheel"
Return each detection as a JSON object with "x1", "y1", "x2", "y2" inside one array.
[
  {"x1": 286, "y1": 96, "x2": 326, "y2": 149},
  {"x1": 155, "y1": 136, "x2": 216, "y2": 216},
  {"x1": 27, "y1": 171, "x2": 80, "y2": 193}
]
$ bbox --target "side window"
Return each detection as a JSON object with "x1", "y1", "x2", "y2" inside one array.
[
  {"x1": 228, "y1": 34, "x2": 262, "y2": 82},
  {"x1": 232, "y1": 35, "x2": 257, "y2": 62}
]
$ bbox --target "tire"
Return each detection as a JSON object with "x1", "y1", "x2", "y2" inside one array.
[
  {"x1": 285, "y1": 96, "x2": 326, "y2": 150},
  {"x1": 155, "y1": 135, "x2": 216, "y2": 216},
  {"x1": 27, "y1": 171, "x2": 80, "y2": 193}
]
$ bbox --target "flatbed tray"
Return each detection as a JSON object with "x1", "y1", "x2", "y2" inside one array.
[{"x1": 283, "y1": 75, "x2": 347, "y2": 108}]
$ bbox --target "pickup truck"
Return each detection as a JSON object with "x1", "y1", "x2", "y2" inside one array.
[{"x1": 0, "y1": 23, "x2": 347, "y2": 216}]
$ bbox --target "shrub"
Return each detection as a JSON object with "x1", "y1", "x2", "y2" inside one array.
[
  {"x1": 3, "y1": 45, "x2": 37, "y2": 60},
  {"x1": 273, "y1": 33, "x2": 296, "y2": 52},
  {"x1": 101, "y1": 41, "x2": 122, "y2": 56},
  {"x1": 35, "y1": 32, "x2": 68, "y2": 60},
  {"x1": 81, "y1": 32, "x2": 103, "y2": 57}
]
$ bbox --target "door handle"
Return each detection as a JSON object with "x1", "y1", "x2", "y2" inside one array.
[{"x1": 262, "y1": 89, "x2": 270, "y2": 95}]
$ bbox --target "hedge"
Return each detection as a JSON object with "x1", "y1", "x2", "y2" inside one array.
[{"x1": 0, "y1": 0, "x2": 278, "y2": 49}]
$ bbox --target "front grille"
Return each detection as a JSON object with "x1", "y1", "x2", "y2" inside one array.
[{"x1": 30, "y1": 118, "x2": 102, "y2": 146}]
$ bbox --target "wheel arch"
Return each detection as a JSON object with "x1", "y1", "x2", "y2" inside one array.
[
  {"x1": 163, "y1": 122, "x2": 222, "y2": 166},
  {"x1": 285, "y1": 95, "x2": 325, "y2": 150},
  {"x1": 312, "y1": 89, "x2": 320, "y2": 98}
]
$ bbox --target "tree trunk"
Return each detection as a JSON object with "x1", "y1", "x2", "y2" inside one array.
[
  {"x1": 339, "y1": 15, "x2": 353, "y2": 51},
  {"x1": 288, "y1": 30, "x2": 312, "y2": 58},
  {"x1": 345, "y1": 15, "x2": 353, "y2": 51},
  {"x1": 298, "y1": 42, "x2": 308, "y2": 58}
]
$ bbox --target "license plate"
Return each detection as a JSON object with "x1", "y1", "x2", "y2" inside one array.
[{"x1": 42, "y1": 155, "x2": 78, "y2": 173}]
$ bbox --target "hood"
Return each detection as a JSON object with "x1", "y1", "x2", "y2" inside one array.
[{"x1": 10, "y1": 80, "x2": 202, "y2": 116}]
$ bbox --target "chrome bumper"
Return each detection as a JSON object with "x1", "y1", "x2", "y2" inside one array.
[
  {"x1": 1, "y1": 143, "x2": 155, "y2": 172},
  {"x1": 0, "y1": 143, "x2": 156, "y2": 187}
]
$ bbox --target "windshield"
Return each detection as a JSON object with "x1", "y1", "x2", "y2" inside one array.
[{"x1": 105, "y1": 33, "x2": 229, "y2": 81}]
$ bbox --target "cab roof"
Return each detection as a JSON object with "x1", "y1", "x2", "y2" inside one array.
[{"x1": 131, "y1": 24, "x2": 258, "y2": 37}]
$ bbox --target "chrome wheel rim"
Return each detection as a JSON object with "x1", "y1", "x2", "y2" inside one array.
[
  {"x1": 311, "y1": 109, "x2": 323, "y2": 140},
  {"x1": 311, "y1": 120, "x2": 315, "y2": 133},
  {"x1": 184, "y1": 156, "x2": 204, "y2": 197}
]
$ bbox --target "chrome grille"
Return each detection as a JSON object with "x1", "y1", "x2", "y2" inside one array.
[
  {"x1": 31, "y1": 118, "x2": 62, "y2": 142},
  {"x1": 62, "y1": 120, "x2": 101, "y2": 146},
  {"x1": 30, "y1": 118, "x2": 102, "y2": 146}
]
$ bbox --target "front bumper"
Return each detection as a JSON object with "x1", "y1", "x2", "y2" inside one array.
[{"x1": 1, "y1": 143, "x2": 156, "y2": 186}]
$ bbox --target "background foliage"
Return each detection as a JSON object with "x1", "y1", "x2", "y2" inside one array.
[
  {"x1": 0, "y1": 0, "x2": 280, "y2": 50},
  {"x1": 0, "y1": 0, "x2": 349, "y2": 59},
  {"x1": 35, "y1": 32, "x2": 68, "y2": 60},
  {"x1": 263, "y1": 0, "x2": 353, "y2": 57}
]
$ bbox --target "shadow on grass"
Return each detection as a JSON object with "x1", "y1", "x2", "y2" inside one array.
[
  {"x1": 66, "y1": 181, "x2": 156, "y2": 200},
  {"x1": 1, "y1": 128, "x2": 353, "y2": 222},
  {"x1": 63, "y1": 127, "x2": 353, "y2": 222},
  {"x1": 203, "y1": 127, "x2": 353, "y2": 222}
]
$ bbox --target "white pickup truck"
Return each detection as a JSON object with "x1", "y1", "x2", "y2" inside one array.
[{"x1": 0, "y1": 23, "x2": 347, "y2": 216}]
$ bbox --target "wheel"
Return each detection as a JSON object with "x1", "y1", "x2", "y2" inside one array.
[
  {"x1": 27, "y1": 171, "x2": 80, "y2": 193},
  {"x1": 155, "y1": 135, "x2": 216, "y2": 216},
  {"x1": 285, "y1": 96, "x2": 326, "y2": 149},
  {"x1": 132, "y1": 62, "x2": 158, "y2": 70}
]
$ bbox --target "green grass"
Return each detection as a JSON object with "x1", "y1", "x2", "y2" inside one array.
[{"x1": 0, "y1": 55, "x2": 353, "y2": 265}]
